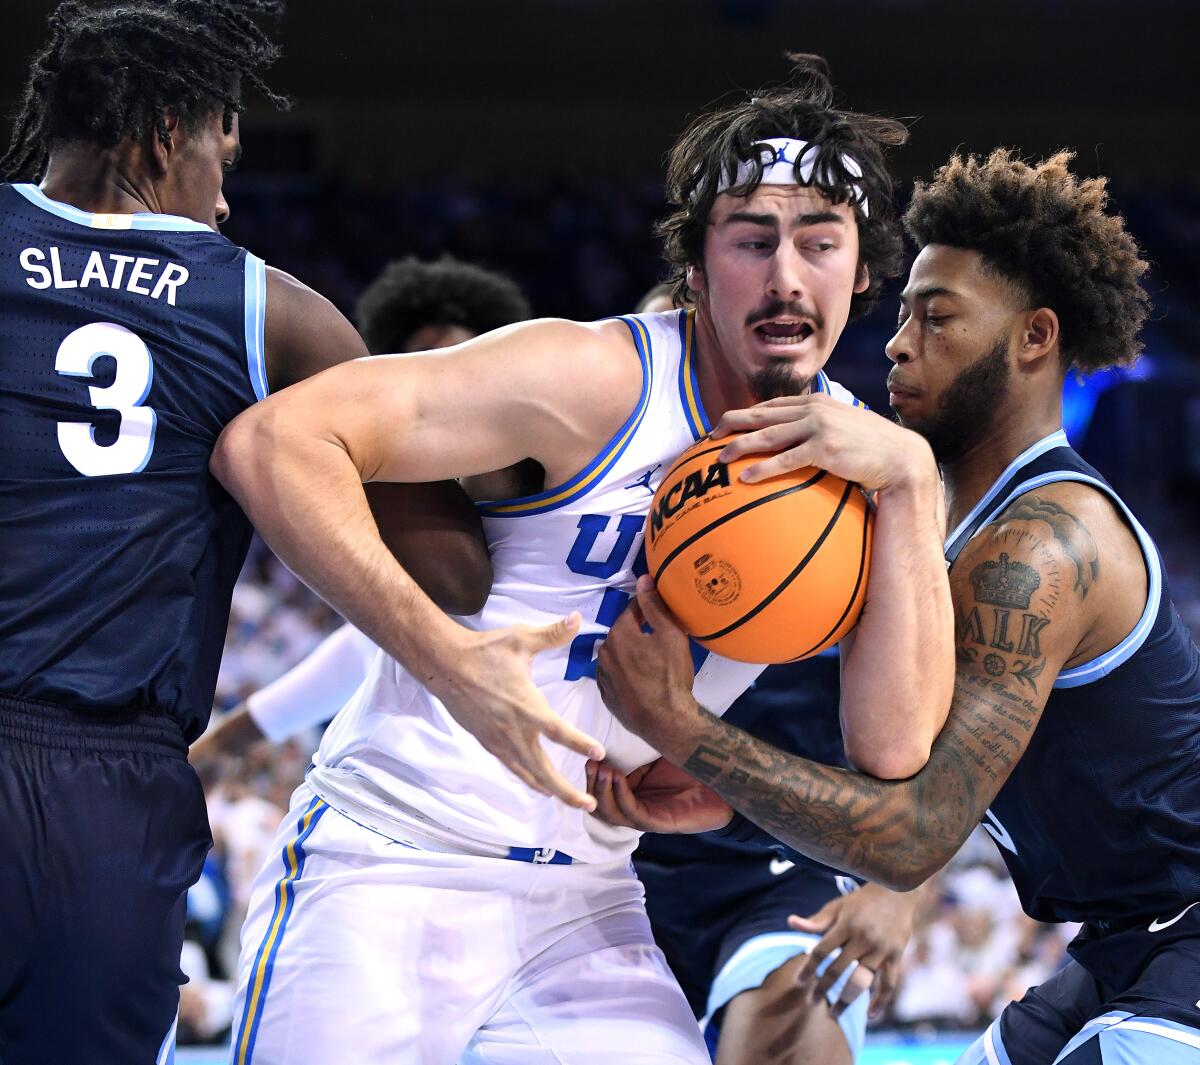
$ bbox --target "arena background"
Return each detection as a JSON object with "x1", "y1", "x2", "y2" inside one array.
[{"x1": 4, "y1": 2, "x2": 1199, "y2": 1062}]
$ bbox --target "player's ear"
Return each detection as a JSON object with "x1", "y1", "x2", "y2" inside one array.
[
  {"x1": 686, "y1": 263, "x2": 706, "y2": 296},
  {"x1": 148, "y1": 109, "x2": 181, "y2": 176},
  {"x1": 853, "y1": 261, "x2": 870, "y2": 295},
  {"x1": 1019, "y1": 307, "x2": 1059, "y2": 368}
]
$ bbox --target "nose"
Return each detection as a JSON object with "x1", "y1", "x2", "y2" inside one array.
[
  {"x1": 215, "y1": 191, "x2": 230, "y2": 227},
  {"x1": 885, "y1": 317, "x2": 915, "y2": 365},
  {"x1": 766, "y1": 244, "x2": 808, "y2": 302}
]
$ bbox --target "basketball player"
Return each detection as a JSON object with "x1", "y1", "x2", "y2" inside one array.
[
  {"x1": 631, "y1": 286, "x2": 921, "y2": 1065},
  {"x1": 190, "y1": 256, "x2": 532, "y2": 765},
  {"x1": 594, "y1": 150, "x2": 1200, "y2": 1063},
  {"x1": 212, "y1": 56, "x2": 955, "y2": 1063},
  {"x1": 0, "y1": 4, "x2": 488, "y2": 1062}
]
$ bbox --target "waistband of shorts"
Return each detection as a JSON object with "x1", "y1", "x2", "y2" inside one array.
[
  {"x1": 307, "y1": 776, "x2": 577, "y2": 865},
  {"x1": 0, "y1": 693, "x2": 187, "y2": 757}
]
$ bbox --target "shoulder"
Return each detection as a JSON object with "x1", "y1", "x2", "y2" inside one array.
[
  {"x1": 952, "y1": 480, "x2": 1113, "y2": 657},
  {"x1": 489, "y1": 316, "x2": 644, "y2": 397},
  {"x1": 264, "y1": 266, "x2": 367, "y2": 390},
  {"x1": 985, "y1": 479, "x2": 1141, "y2": 602}
]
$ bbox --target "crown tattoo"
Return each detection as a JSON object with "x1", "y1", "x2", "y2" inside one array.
[{"x1": 970, "y1": 553, "x2": 1040, "y2": 610}]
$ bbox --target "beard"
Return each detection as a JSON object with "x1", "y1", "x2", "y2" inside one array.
[
  {"x1": 900, "y1": 335, "x2": 1011, "y2": 464},
  {"x1": 749, "y1": 359, "x2": 814, "y2": 402}
]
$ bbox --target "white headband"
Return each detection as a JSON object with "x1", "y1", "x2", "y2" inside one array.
[{"x1": 713, "y1": 137, "x2": 870, "y2": 217}]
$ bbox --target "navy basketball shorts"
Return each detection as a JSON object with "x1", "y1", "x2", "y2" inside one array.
[
  {"x1": 0, "y1": 694, "x2": 211, "y2": 1065},
  {"x1": 959, "y1": 912, "x2": 1200, "y2": 1064},
  {"x1": 637, "y1": 849, "x2": 867, "y2": 1060}
]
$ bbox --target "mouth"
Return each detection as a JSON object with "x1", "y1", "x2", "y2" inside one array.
[
  {"x1": 886, "y1": 375, "x2": 921, "y2": 407},
  {"x1": 752, "y1": 319, "x2": 816, "y2": 347}
]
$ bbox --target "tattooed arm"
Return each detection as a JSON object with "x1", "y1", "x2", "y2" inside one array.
[{"x1": 596, "y1": 488, "x2": 1105, "y2": 890}]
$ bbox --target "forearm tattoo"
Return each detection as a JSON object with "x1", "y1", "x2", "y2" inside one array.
[{"x1": 681, "y1": 496, "x2": 1096, "y2": 889}]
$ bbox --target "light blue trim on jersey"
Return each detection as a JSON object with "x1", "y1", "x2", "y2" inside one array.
[
  {"x1": 243, "y1": 254, "x2": 269, "y2": 400},
  {"x1": 11, "y1": 183, "x2": 213, "y2": 232},
  {"x1": 943, "y1": 429, "x2": 1070, "y2": 553},
  {"x1": 1050, "y1": 1012, "x2": 1200, "y2": 1063},
  {"x1": 956, "y1": 1018, "x2": 1015, "y2": 1065},
  {"x1": 476, "y1": 315, "x2": 653, "y2": 517},
  {"x1": 972, "y1": 471, "x2": 1162, "y2": 688},
  {"x1": 1049, "y1": 1011, "x2": 1136, "y2": 1062},
  {"x1": 704, "y1": 931, "x2": 867, "y2": 1061},
  {"x1": 676, "y1": 309, "x2": 711, "y2": 440},
  {"x1": 155, "y1": 1015, "x2": 177, "y2": 1065}
]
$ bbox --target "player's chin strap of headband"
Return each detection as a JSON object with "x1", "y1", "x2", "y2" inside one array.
[{"x1": 714, "y1": 137, "x2": 870, "y2": 218}]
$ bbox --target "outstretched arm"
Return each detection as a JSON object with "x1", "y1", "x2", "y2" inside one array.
[
  {"x1": 596, "y1": 490, "x2": 1099, "y2": 889},
  {"x1": 215, "y1": 314, "x2": 642, "y2": 808}
]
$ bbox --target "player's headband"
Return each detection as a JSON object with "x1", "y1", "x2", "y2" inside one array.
[{"x1": 713, "y1": 137, "x2": 870, "y2": 217}]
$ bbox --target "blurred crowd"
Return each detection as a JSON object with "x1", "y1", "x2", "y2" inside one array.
[{"x1": 220, "y1": 173, "x2": 1200, "y2": 371}]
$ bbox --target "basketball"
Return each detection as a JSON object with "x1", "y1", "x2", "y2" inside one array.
[{"x1": 644, "y1": 433, "x2": 873, "y2": 664}]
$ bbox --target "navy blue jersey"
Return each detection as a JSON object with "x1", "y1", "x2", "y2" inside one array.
[
  {"x1": 945, "y1": 429, "x2": 1200, "y2": 928},
  {"x1": 0, "y1": 183, "x2": 268, "y2": 740}
]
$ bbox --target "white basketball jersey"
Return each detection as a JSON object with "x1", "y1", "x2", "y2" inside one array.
[{"x1": 310, "y1": 309, "x2": 863, "y2": 863}]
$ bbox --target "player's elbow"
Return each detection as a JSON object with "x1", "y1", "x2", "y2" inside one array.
[
  {"x1": 211, "y1": 405, "x2": 272, "y2": 498},
  {"x1": 845, "y1": 736, "x2": 931, "y2": 781}
]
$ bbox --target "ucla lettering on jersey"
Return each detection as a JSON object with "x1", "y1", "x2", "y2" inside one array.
[
  {"x1": 946, "y1": 430, "x2": 1200, "y2": 928},
  {"x1": 0, "y1": 183, "x2": 269, "y2": 740},
  {"x1": 310, "y1": 308, "x2": 864, "y2": 864}
]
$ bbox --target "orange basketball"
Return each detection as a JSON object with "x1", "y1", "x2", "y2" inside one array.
[{"x1": 643, "y1": 433, "x2": 873, "y2": 664}]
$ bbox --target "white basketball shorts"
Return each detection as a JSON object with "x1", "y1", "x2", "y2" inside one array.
[{"x1": 229, "y1": 784, "x2": 708, "y2": 1064}]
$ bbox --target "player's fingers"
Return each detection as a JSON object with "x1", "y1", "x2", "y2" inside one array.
[
  {"x1": 811, "y1": 947, "x2": 859, "y2": 1006},
  {"x1": 788, "y1": 900, "x2": 837, "y2": 937},
  {"x1": 711, "y1": 400, "x2": 810, "y2": 440},
  {"x1": 539, "y1": 709, "x2": 605, "y2": 762},
  {"x1": 634, "y1": 575, "x2": 685, "y2": 634},
  {"x1": 524, "y1": 611, "x2": 582, "y2": 653},
  {"x1": 527, "y1": 744, "x2": 597, "y2": 811},
  {"x1": 740, "y1": 443, "x2": 818, "y2": 485},
  {"x1": 718, "y1": 422, "x2": 811, "y2": 464},
  {"x1": 608, "y1": 766, "x2": 651, "y2": 827},
  {"x1": 831, "y1": 963, "x2": 874, "y2": 1019},
  {"x1": 794, "y1": 918, "x2": 844, "y2": 985},
  {"x1": 591, "y1": 764, "x2": 636, "y2": 827},
  {"x1": 496, "y1": 746, "x2": 552, "y2": 797},
  {"x1": 869, "y1": 959, "x2": 899, "y2": 1020}
]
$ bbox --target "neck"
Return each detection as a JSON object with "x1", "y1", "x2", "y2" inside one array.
[
  {"x1": 941, "y1": 397, "x2": 1064, "y2": 533},
  {"x1": 39, "y1": 145, "x2": 159, "y2": 215}
]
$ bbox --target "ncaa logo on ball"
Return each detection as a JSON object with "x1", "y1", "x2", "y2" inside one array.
[{"x1": 647, "y1": 457, "x2": 731, "y2": 546}]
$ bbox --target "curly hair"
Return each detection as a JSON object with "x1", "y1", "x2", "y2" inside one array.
[
  {"x1": 1, "y1": 0, "x2": 289, "y2": 182},
  {"x1": 903, "y1": 149, "x2": 1150, "y2": 372},
  {"x1": 658, "y1": 53, "x2": 909, "y2": 320},
  {"x1": 355, "y1": 257, "x2": 532, "y2": 354}
]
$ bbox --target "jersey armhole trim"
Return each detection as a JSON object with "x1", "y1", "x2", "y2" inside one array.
[
  {"x1": 944, "y1": 429, "x2": 1071, "y2": 553},
  {"x1": 968, "y1": 471, "x2": 1162, "y2": 689},
  {"x1": 244, "y1": 253, "x2": 269, "y2": 401},
  {"x1": 677, "y1": 308, "x2": 711, "y2": 439},
  {"x1": 475, "y1": 315, "x2": 653, "y2": 517}
]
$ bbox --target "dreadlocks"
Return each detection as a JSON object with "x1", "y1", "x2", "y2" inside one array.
[{"x1": 2, "y1": 0, "x2": 289, "y2": 182}]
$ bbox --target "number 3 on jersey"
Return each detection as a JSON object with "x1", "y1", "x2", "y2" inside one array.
[
  {"x1": 563, "y1": 513, "x2": 708, "y2": 680},
  {"x1": 56, "y1": 321, "x2": 157, "y2": 476}
]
